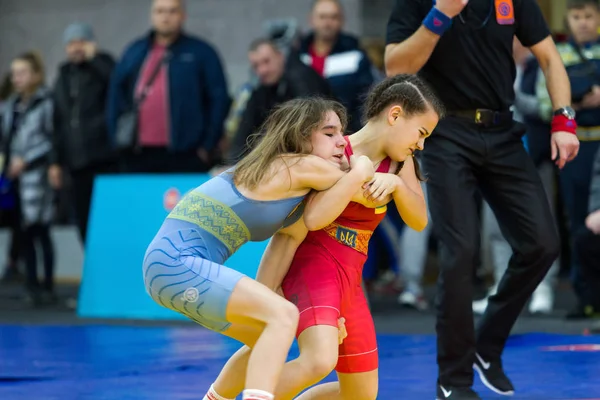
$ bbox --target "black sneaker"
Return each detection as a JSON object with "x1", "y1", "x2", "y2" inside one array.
[
  {"x1": 40, "y1": 290, "x2": 59, "y2": 305},
  {"x1": 1, "y1": 266, "x2": 24, "y2": 284},
  {"x1": 24, "y1": 290, "x2": 42, "y2": 308},
  {"x1": 566, "y1": 304, "x2": 598, "y2": 320},
  {"x1": 436, "y1": 384, "x2": 481, "y2": 399},
  {"x1": 473, "y1": 353, "x2": 515, "y2": 396}
]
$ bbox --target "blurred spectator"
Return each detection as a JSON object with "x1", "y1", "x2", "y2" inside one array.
[
  {"x1": 0, "y1": 71, "x2": 24, "y2": 284},
  {"x1": 574, "y1": 145, "x2": 600, "y2": 318},
  {"x1": 2, "y1": 52, "x2": 55, "y2": 306},
  {"x1": 223, "y1": 38, "x2": 331, "y2": 164},
  {"x1": 49, "y1": 22, "x2": 115, "y2": 244},
  {"x1": 299, "y1": 0, "x2": 374, "y2": 132},
  {"x1": 107, "y1": 0, "x2": 230, "y2": 173},
  {"x1": 0, "y1": 73, "x2": 12, "y2": 101},
  {"x1": 396, "y1": 161, "x2": 431, "y2": 311},
  {"x1": 220, "y1": 19, "x2": 303, "y2": 162},
  {"x1": 221, "y1": 82, "x2": 255, "y2": 162},
  {"x1": 265, "y1": 18, "x2": 303, "y2": 59},
  {"x1": 476, "y1": 39, "x2": 560, "y2": 316},
  {"x1": 361, "y1": 37, "x2": 387, "y2": 83},
  {"x1": 537, "y1": 0, "x2": 600, "y2": 319}
]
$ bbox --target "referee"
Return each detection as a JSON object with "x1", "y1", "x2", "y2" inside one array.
[{"x1": 385, "y1": 0, "x2": 580, "y2": 399}]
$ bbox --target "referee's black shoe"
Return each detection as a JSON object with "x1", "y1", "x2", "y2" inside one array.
[
  {"x1": 473, "y1": 353, "x2": 515, "y2": 396},
  {"x1": 436, "y1": 384, "x2": 481, "y2": 399}
]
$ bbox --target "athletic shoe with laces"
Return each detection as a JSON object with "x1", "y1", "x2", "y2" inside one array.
[
  {"x1": 436, "y1": 384, "x2": 482, "y2": 399},
  {"x1": 473, "y1": 353, "x2": 515, "y2": 396}
]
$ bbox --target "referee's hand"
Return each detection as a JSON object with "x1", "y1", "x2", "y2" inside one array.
[
  {"x1": 435, "y1": 0, "x2": 469, "y2": 18},
  {"x1": 551, "y1": 131, "x2": 580, "y2": 169}
]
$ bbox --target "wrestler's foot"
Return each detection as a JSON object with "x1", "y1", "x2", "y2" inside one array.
[
  {"x1": 473, "y1": 353, "x2": 515, "y2": 396},
  {"x1": 436, "y1": 384, "x2": 481, "y2": 399}
]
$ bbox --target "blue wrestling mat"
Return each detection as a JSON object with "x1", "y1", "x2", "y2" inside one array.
[{"x1": 0, "y1": 325, "x2": 598, "y2": 399}]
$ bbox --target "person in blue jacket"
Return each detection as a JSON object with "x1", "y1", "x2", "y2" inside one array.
[{"x1": 107, "y1": 0, "x2": 230, "y2": 173}]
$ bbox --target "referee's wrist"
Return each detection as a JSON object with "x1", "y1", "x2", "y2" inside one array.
[{"x1": 423, "y1": 7, "x2": 452, "y2": 36}]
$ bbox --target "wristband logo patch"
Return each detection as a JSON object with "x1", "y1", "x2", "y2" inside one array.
[
  {"x1": 551, "y1": 114, "x2": 578, "y2": 135},
  {"x1": 424, "y1": 8, "x2": 452, "y2": 36}
]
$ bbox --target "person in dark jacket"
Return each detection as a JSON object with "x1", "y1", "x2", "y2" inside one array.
[
  {"x1": 536, "y1": 0, "x2": 600, "y2": 319},
  {"x1": 224, "y1": 38, "x2": 332, "y2": 164},
  {"x1": 299, "y1": 0, "x2": 374, "y2": 132},
  {"x1": 49, "y1": 22, "x2": 115, "y2": 243},
  {"x1": 573, "y1": 145, "x2": 600, "y2": 318},
  {"x1": 107, "y1": 0, "x2": 230, "y2": 173},
  {"x1": 0, "y1": 71, "x2": 24, "y2": 284}
]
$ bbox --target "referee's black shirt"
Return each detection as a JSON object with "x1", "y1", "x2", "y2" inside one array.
[{"x1": 386, "y1": 0, "x2": 550, "y2": 112}]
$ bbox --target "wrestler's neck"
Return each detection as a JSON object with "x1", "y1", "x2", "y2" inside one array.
[{"x1": 349, "y1": 123, "x2": 388, "y2": 167}]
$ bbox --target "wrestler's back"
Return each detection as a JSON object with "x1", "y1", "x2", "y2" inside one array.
[{"x1": 153, "y1": 170, "x2": 305, "y2": 265}]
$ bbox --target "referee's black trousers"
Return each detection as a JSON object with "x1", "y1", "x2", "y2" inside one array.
[{"x1": 422, "y1": 117, "x2": 560, "y2": 387}]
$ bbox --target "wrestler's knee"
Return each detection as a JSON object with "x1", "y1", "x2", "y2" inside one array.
[
  {"x1": 297, "y1": 325, "x2": 340, "y2": 380},
  {"x1": 270, "y1": 297, "x2": 299, "y2": 333},
  {"x1": 306, "y1": 352, "x2": 338, "y2": 381}
]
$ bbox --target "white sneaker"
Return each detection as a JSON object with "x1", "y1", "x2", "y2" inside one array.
[
  {"x1": 398, "y1": 291, "x2": 428, "y2": 311},
  {"x1": 529, "y1": 284, "x2": 554, "y2": 315},
  {"x1": 472, "y1": 297, "x2": 489, "y2": 315}
]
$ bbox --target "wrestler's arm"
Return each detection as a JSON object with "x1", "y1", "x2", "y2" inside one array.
[
  {"x1": 301, "y1": 155, "x2": 390, "y2": 230},
  {"x1": 288, "y1": 155, "x2": 347, "y2": 191},
  {"x1": 255, "y1": 217, "x2": 308, "y2": 292},
  {"x1": 302, "y1": 189, "x2": 391, "y2": 232},
  {"x1": 392, "y1": 157, "x2": 428, "y2": 231},
  {"x1": 351, "y1": 187, "x2": 393, "y2": 208},
  {"x1": 302, "y1": 171, "x2": 374, "y2": 231},
  {"x1": 337, "y1": 155, "x2": 390, "y2": 208}
]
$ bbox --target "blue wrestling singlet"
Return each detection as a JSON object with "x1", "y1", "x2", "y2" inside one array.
[{"x1": 142, "y1": 171, "x2": 305, "y2": 332}]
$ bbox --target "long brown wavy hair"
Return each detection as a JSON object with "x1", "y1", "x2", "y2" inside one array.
[{"x1": 233, "y1": 97, "x2": 347, "y2": 189}]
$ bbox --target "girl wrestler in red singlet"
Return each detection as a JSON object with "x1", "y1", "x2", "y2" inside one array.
[{"x1": 203, "y1": 74, "x2": 444, "y2": 400}]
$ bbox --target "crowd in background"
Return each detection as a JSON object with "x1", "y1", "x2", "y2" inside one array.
[{"x1": 0, "y1": 0, "x2": 599, "y2": 326}]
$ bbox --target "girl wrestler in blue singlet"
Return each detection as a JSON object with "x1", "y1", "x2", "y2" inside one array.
[{"x1": 142, "y1": 97, "x2": 375, "y2": 400}]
